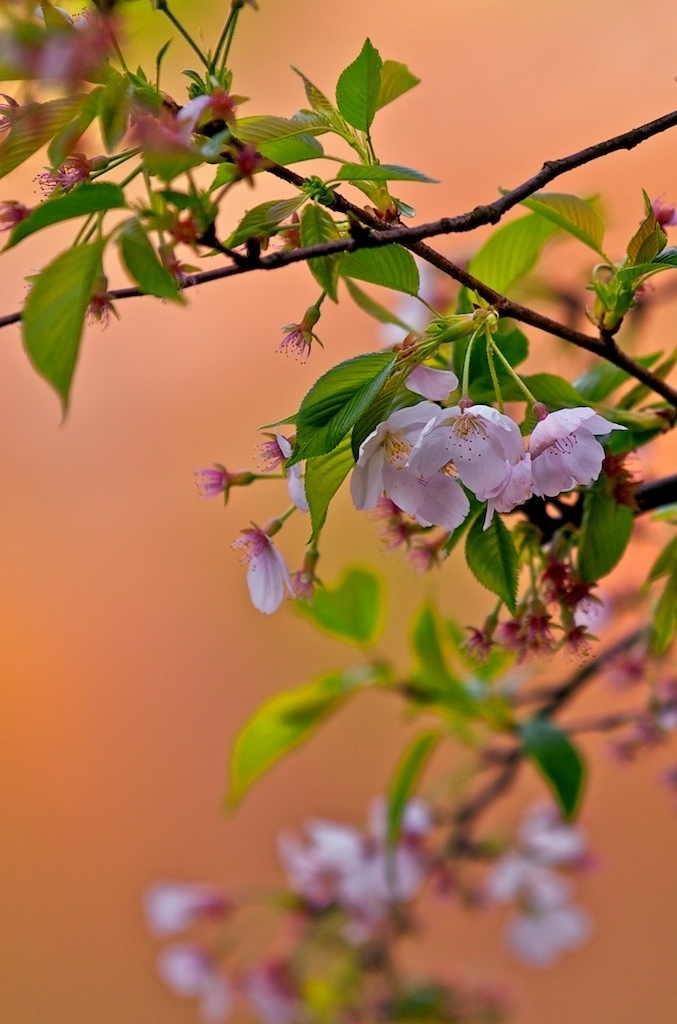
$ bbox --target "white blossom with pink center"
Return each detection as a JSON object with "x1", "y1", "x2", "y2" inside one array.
[
  {"x1": 506, "y1": 904, "x2": 591, "y2": 967},
  {"x1": 158, "y1": 944, "x2": 231, "y2": 1022},
  {"x1": 257, "y1": 432, "x2": 308, "y2": 513},
  {"x1": 232, "y1": 529, "x2": 293, "y2": 614},
  {"x1": 144, "y1": 881, "x2": 230, "y2": 936},
  {"x1": 411, "y1": 403, "x2": 526, "y2": 498},
  {"x1": 351, "y1": 403, "x2": 469, "y2": 529},
  {"x1": 529, "y1": 406, "x2": 625, "y2": 497}
]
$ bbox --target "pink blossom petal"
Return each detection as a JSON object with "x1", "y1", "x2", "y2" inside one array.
[
  {"x1": 506, "y1": 905, "x2": 591, "y2": 966},
  {"x1": 145, "y1": 882, "x2": 229, "y2": 936},
  {"x1": 405, "y1": 365, "x2": 459, "y2": 401}
]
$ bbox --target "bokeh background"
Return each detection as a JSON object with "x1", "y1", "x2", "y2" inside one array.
[{"x1": 2, "y1": 1, "x2": 677, "y2": 1021}]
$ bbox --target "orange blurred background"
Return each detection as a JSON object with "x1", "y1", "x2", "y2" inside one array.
[{"x1": 2, "y1": 1, "x2": 677, "y2": 1022}]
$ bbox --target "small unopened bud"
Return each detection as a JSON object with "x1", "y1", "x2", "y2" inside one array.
[{"x1": 532, "y1": 401, "x2": 549, "y2": 421}]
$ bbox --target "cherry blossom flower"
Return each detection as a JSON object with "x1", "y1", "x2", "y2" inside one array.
[
  {"x1": 506, "y1": 904, "x2": 591, "y2": 966},
  {"x1": 0, "y1": 200, "x2": 29, "y2": 232},
  {"x1": 278, "y1": 303, "x2": 322, "y2": 362},
  {"x1": 517, "y1": 804, "x2": 587, "y2": 867},
  {"x1": 178, "y1": 89, "x2": 238, "y2": 131},
  {"x1": 36, "y1": 153, "x2": 92, "y2": 194},
  {"x1": 404, "y1": 365, "x2": 459, "y2": 401},
  {"x1": 481, "y1": 453, "x2": 533, "y2": 528},
  {"x1": 256, "y1": 432, "x2": 308, "y2": 513},
  {"x1": 158, "y1": 945, "x2": 231, "y2": 1023},
  {"x1": 195, "y1": 466, "x2": 229, "y2": 499},
  {"x1": 529, "y1": 406, "x2": 625, "y2": 497},
  {"x1": 412, "y1": 403, "x2": 526, "y2": 499},
  {"x1": 4, "y1": 10, "x2": 114, "y2": 83},
  {"x1": 145, "y1": 882, "x2": 231, "y2": 936},
  {"x1": 232, "y1": 527, "x2": 293, "y2": 614}
]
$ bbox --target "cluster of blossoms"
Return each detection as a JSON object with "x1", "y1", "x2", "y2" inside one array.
[
  {"x1": 486, "y1": 804, "x2": 591, "y2": 966},
  {"x1": 204, "y1": 358, "x2": 623, "y2": 618},
  {"x1": 144, "y1": 801, "x2": 439, "y2": 1024}
]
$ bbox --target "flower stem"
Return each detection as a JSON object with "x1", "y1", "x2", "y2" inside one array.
[
  {"x1": 155, "y1": 1, "x2": 210, "y2": 68},
  {"x1": 461, "y1": 327, "x2": 481, "y2": 399},
  {"x1": 487, "y1": 336, "x2": 539, "y2": 405},
  {"x1": 213, "y1": 6, "x2": 240, "y2": 72},
  {"x1": 485, "y1": 328, "x2": 504, "y2": 413}
]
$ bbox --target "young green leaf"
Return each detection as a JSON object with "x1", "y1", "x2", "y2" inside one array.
[
  {"x1": 341, "y1": 245, "x2": 420, "y2": 295},
  {"x1": 627, "y1": 194, "x2": 666, "y2": 265},
  {"x1": 344, "y1": 278, "x2": 412, "y2": 329},
  {"x1": 0, "y1": 95, "x2": 86, "y2": 179},
  {"x1": 304, "y1": 435, "x2": 355, "y2": 540},
  {"x1": 386, "y1": 730, "x2": 440, "y2": 846},
  {"x1": 291, "y1": 351, "x2": 397, "y2": 463},
  {"x1": 48, "y1": 86, "x2": 103, "y2": 167},
  {"x1": 465, "y1": 514, "x2": 518, "y2": 614},
  {"x1": 335, "y1": 38, "x2": 383, "y2": 133},
  {"x1": 98, "y1": 69, "x2": 132, "y2": 152},
  {"x1": 117, "y1": 219, "x2": 181, "y2": 300},
  {"x1": 234, "y1": 114, "x2": 326, "y2": 146},
  {"x1": 652, "y1": 568, "x2": 677, "y2": 654},
  {"x1": 259, "y1": 133, "x2": 324, "y2": 165},
  {"x1": 295, "y1": 566, "x2": 384, "y2": 646},
  {"x1": 520, "y1": 718, "x2": 586, "y2": 820},
  {"x1": 520, "y1": 192, "x2": 606, "y2": 257},
  {"x1": 334, "y1": 162, "x2": 437, "y2": 183},
  {"x1": 578, "y1": 480, "x2": 634, "y2": 583},
  {"x1": 5, "y1": 183, "x2": 126, "y2": 249},
  {"x1": 228, "y1": 671, "x2": 362, "y2": 806},
  {"x1": 22, "y1": 240, "x2": 105, "y2": 412},
  {"x1": 468, "y1": 213, "x2": 560, "y2": 295},
  {"x1": 300, "y1": 203, "x2": 342, "y2": 302},
  {"x1": 291, "y1": 66, "x2": 338, "y2": 119},
  {"x1": 409, "y1": 604, "x2": 477, "y2": 720},
  {"x1": 376, "y1": 60, "x2": 420, "y2": 110},
  {"x1": 647, "y1": 536, "x2": 677, "y2": 583},
  {"x1": 226, "y1": 196, "x2": 306, "y2": 248}
]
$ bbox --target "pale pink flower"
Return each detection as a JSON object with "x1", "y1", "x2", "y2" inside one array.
[
  {"x1": 145, "y1": 882, "x2": 230, "y2": 937},
  {"x1": 506, "y1": 904, "x2": 591, "y2": 966},
  {"x1": 158, "y1": 944, "x2": 231, "y2": 1023},
  {"x1": 36, "y1": 153, "x2": 92, "y2": 194},
  {"x1": 256, "y1": 432, "x2": 308, "y2": 513},
  {"x1": 178, "y1": 90, "x2": 238, "y2": 130},
  {"x1": 279, "y1": 819, "x2": 366, "y2": 910},
  {"x1": 481, "y1": 453, "x2": 533, "y2": 528},
  {"x1": 529, "y1": 406, "x2": 625, "y2": 497},
  {"x1": 7, "y1": 11, "x2": 114, "y2": 83},
  {"x1": 243, "y1": 962, "x2": 299, "y2": 1024},
  {"x1": 352, "y1": 403, "x2": 468, "y2": 529},
  {"x1": 517, "y1": 805, "x2": 587, "y2": 867},
  {"x1": 405, "y1": 365, "x2": 459, "y2": 401},
  {"x1": 195, "y1": 466, "x2": 229, "y2": 499},
  {"x1": 412, "y1": 403, "x2": 526, "y2": 498},
  {"x1": 232, "y1": 528, "x2": 293, "y2": 614}
]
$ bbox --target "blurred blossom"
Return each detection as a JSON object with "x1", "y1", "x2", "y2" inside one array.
[
  {"x1": 279, "y1": 799, "x2": 431, "y2": 938},
  {"x1": 0, "y1": 199, "x2": 29, "y2": 231},
  {"x1": 158, "y1": 944, "x2": 231, "y2": 1023},
  {"x1": 36, "y1": 153, "x2": 92, "y2": 194},
  {"x1": 487, "y1": 804, "x2": 591, "y2": 966},
  {"x1": 145, "y1": 882, "x2": 230, "y2": 936},
  {"x1": 651, "y1": 194, "x2": 677, "y2": 227},
  {"x1": 242, "y1": 962, "x2": 299, "y2": 1024},
  {"x1": 0, "y1": 10, "x2": 114, "y2": 83}
]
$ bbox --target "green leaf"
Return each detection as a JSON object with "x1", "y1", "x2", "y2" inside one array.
[
  {"x1": 22, "y1": 241, "x2": 105, "y2": 412},
  {"x1": 5, "y1": 183, "x2": 126, "y2": 249},
  {"x1": 520, "y1": 718, "x2": 586, "y2": 820},
  {"x1": 376, "y1": 60, "x2": 420, "y2": 110},
  {"x1": 386, "y1": 731, "x2": 440, "y2": 846},
  {"x1": 0, "y1": 96, "x2": 86, "y2": 179},
  {"x1": 295, "y1": 566, "x2": 384, "y2": 645},
  {"x1": 335, "y1": 162, "x2": 437, "y2": 184},
  {"x1": 259, "y1": 134, "x2": 324, "y2": 165},
  {"x1": 521, "y1": 192, "x2": 606, "y2": 257},
  {"x1": 304, "y1": 435, "x2": 355, "y2": 540},
  {"x1": 226, "y1": 196, "x2": 306, "y2": 248},
  {"x1": 468, "y1": 213, "x2": 560, "y2": 295},
  {"x1": 291, "y1": 67, "x2": 338, "y2": 119},
  {"x1": 578, "y1": 479, "x2": 634, "y2": 583},
  {"x1": 292, "y1": 351, "x2": 397, "y2": 462},
  {"x1": 234, "y1": 114, "x2": 326, "y2": 146},
  {"x1": 98, "y1": 69, "x2": 132, "y2": 152},
  {"x1": 117, "y1": 219, "x2": 181, "y2": 300},
  {"x1": 341, "y1": 245, "x2": 419, "y2": 295},
  {"x1": 465, "y1": 514, "x2": 518, "y2": 613},
  {"x1": 344, "y1": 278, "x2": 412, "y2": 328},
  {"x1": 335, "y1": 38, "x2": 383, "y2": 133},
  {"x1": 228, "y1": 671, "x2": 362, "y2": 806},
  {"x1": 300, "y1": 203, "x2": 342, "y2": 301},
  {"x1": 627, "y1": 194, "x2": 666, "y2": 265},
  {"x1": 652, "y1": 569, "x2": 677, "y2": 654},
  {"x1": 647, "y1": 536, "x2": 677, "y2": 583},
  {"x1": 48, "y1": 87, "x2": 103, "y2": 167},
  {"x1": 409, "y1": 605, "x2": 477, "y2": 719}
]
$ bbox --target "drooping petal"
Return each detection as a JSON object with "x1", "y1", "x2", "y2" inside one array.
[
  {"x1": 405, "y1": 365, "x2": 459, "y2": 401},
  {"x1": 482, "y1": 454, "x2": 533, "y2": 527}
]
